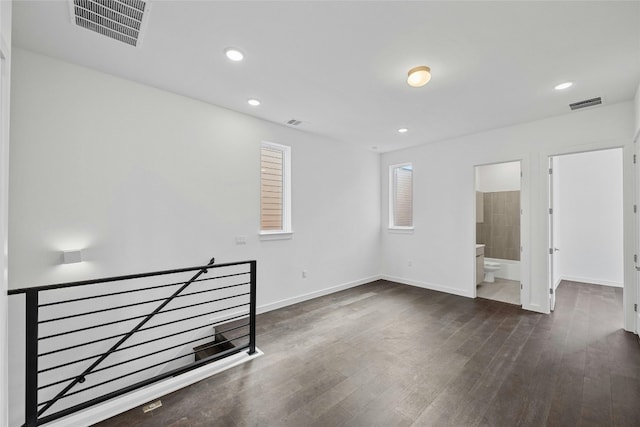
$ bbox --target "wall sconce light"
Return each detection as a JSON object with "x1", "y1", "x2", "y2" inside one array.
[
  {"x1": 62, "y1": 250, "x2": 83, "y2": 264},
  {"x1": 407, "y1": 66, "x2": 431, "y2": 88}
]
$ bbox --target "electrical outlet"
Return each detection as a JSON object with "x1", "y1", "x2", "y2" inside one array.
[{"x1": 235, "y1": 235, "x2": 247, "y2": 245}]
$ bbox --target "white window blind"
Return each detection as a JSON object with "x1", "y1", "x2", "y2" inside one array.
[
  {"x1": 260, "y1": 142, "x2": 291, "y2": 233},
  {"x1": 390, "y1": 164, "x2": 413, "y2": 228}
]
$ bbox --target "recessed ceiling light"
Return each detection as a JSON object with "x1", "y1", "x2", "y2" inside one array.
[
  {"x1": 398, "y1": 128, "x2": 408, "y2": 133},
  {"x1": 407, "y1": 66, "x2": 431, "y2": 88},
  {"x1": 225, "y1": 48, "x2": 244, "y2": 61},
  {"x1": 247, "y1": 99, "x2": 261, "y2": 106},
  {"x1": 554, "y1": 81, "x2": 573, "y2": 90}
]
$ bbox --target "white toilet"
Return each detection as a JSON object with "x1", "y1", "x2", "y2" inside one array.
[{"x1": 484, "y1": 261, "x2": 501, "y2": 283}]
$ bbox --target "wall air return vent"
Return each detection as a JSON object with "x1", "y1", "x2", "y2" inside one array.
[
  {"x1": 287, "y1": 119, "x2": 302, "y2": 126},
  {"x1": 569, "y1": 97, "x2": 603, "y2": 111},
  {"x1": 69, "y1": 0, "x2": 150, "y2": 47}
]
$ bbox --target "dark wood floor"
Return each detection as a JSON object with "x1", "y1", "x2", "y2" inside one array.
[{"x1": 97, "y1": 280, "x2": 640, "y2": 427}]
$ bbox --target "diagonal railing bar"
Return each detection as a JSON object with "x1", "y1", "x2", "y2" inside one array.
[{"x1": 35, "y1": 257, "x2": 216, "y2": 418}]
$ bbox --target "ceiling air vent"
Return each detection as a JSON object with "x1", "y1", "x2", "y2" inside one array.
[
  {"x1": 70, "y1": 0, "x2": 150, "y2": 47},
  {"x1": 569, "y1": 97, "x2": 602, "y2": 111},
  {"x1": 287, "y1": 119, "x2": 302, "y2": 126}
]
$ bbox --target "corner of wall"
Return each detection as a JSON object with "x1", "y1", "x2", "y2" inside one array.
[{"x1": 0, "y1": 1, "x2": 12, "y2": 425}]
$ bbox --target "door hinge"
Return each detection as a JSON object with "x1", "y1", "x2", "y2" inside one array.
[
  {"x1": 550, "y1": 288, "x2": 554, "y2": 295},
  {"x1": 520, "y1": 171, "x2": 523, "y2": 178},
  {"x1": 635, "y1": 254, "x2": 638, "y2": 263},
  {"x1": 634, "y1": 205, "x2": 637, "y2": 214},
  {"x1": 520, "y1": 283, "x2": 523, "y2": 290},
  {"x1": 549, "y1": 248, "x2": 553, "y2": 255},
  {"x1": 634, "y1": 303, "x2": 638, "y2": 312},
  {"x1": 549, "y1": 167, "x2": 553, "y2": 175},
  {"x1": 634, "y1": 154, "x2": 637, "y2": 164},
  {"x1": 549, "y1": 208, "x2": 553, "y2": 214}
]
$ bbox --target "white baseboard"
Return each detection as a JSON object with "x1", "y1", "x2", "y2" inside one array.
[
  {"x1": 381, "y1": 275, "x2": 474, "y2": 298},
  {"x1": 44, "y1": 349, "x2": 263, "y2": 427},
  {"x1": 257, "y1": 275, "x2": 382, "y2": 314},
  {"x1": 559, "y1": 275, "x2": 623, "y2": 288}
]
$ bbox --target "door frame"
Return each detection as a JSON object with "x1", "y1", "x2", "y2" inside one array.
[
  {"x1": 544, "y1": 142, "x2": 635, "y2": 332},
  {"x1": 548, "y1": 156, "x2": 556, "y2": 311},
  {"x1": 473, "y1": 159, "x2": 527, "y2": 307},
  {"x1": 634, "y1": 128, "x2": 640, "y2": 335}
]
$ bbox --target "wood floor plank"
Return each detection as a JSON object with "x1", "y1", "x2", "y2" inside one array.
[{"x1": 95, "y1": 280, "x2": 639, "y2": 427}]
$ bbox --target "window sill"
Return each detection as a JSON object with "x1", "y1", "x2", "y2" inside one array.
[
  {"x1": 259, "y1": 231, "x2": 294, "y2": 241},
  {"x1": 388, "y1": 227, "x2": 414, "y2": 234}
]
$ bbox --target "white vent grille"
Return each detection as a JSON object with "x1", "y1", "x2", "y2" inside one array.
[
  {"x1": 287, "y1": 119, "x2": 302, "y2": 126},
  {"x1": 70, "y1": 0, "x2": 149, "y2": 47},
  {"x1": 569, "y1": 97, "x2": 602, "y2": 111}
]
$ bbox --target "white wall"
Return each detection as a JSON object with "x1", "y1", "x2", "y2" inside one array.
[
  {"x1": 475, "y1": 161, "x2": 521, "y2": 192},
  {"x1": 381, "y1": 100, "x2": 635, "y2": 323},
  {"x1": 554, "y1": 149, "x2": 624, "y2": 287},
  {"x1": 0, "y1": 2, "x2": 11, "y2": 426},
  {"x1": 9, "y1": 48, "x2": 381, "y2": 296},
  {"x1": 7, "y1": 49, "x2": 381, "y2": 423}
]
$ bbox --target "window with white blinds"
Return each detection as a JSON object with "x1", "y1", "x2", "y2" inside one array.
[
  {"x1": 390, "y1": 163, "x2": 413, "y2": 228},
  {"x1": 260, "y1": 141, "x2": 291, "y2": 233}
]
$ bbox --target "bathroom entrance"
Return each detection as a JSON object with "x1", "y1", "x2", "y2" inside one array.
[
  {"x1": 474, "y1": 161, "x2": 522, "y2": 306},
  {"x1": 548, "y1": 148, "x2": 624, "y2": 313}
]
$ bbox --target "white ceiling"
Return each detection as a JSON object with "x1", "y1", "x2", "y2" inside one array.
[{"x1": 12, "y1": 1, "x2": 640, "y2": 152}]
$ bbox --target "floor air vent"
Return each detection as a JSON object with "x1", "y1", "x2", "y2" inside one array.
[
  {"x1": 287, "y1": 119, "x2": 302, "y2": 126},
  {"x1": 569, "y1": 97, "x2": 602, "y2": 111},
  {"x1": 70, "y1": 0, "x2": 150, "y2": 47}
]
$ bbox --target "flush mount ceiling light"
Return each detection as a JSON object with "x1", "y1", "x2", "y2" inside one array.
[
  {"x1": 247, "y1": 99, "x2": 261, "y2": 106},
  {"x1": 554, "y1": 81, "x2": 573, "y2": 90},
  {"x1": 225, "y1": 48, "x2": 244, "y2": 61},
  {"x1": 407, "y1": 66, "x2": 431, "y2": 88},
  {"x1": 398, "y1": 128, "x2": 409, "y2": 133}
]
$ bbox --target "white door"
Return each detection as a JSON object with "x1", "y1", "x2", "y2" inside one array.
[{"x1": 635, "y1": 134, "x2": 640, "y2": 334}]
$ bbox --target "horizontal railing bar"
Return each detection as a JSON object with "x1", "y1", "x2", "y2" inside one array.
[
  {"x1": 39, "y1": 283, "x2": 250, "y2": 324},
  {"x1": 176, "y1": 282, "x2": 250, "y2": 300},
  {"x1": 37, "y1": 272, "x2": 250, "y2": 307},
  {"x1": 38, "y1": 329, "x2": 247, "y2": 390},
  {"x1": 138, "y1": 311, "x2": 248, "y2": 335},
  {"x1": 8, "y1": 260, "x2": 253, "y2": 294},
  {"x1": 35, "y1": 344, "x2": 251, "y2": 426},
  {"x1": 38, "y1": 322, "x2": 249, "y2": 374},
  {"x1": 39, "y1": 296, "x2": 250, "y2": 341},
  {"x1": 38, "y1": 313, "x2": 250, "y2": 357},
  {"x1": 38, "y1": 335, "x2": 251, "y2": 404}
]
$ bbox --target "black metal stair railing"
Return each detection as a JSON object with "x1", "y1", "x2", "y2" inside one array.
[{"x1": 8, "y1": 258, "x2": 257, "y2": 427}]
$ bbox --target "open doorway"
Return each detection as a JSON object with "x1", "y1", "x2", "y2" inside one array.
[
  {"x1": 474, "y1": 161, "x2": 522, "y2": 306},
  {"x1": 548, "y1": 148, "x2": 624, "y2": 317}
]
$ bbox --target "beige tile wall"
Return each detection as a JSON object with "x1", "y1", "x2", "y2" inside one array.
[{"x1": 476, "y1": 191, "x2": 520, "y2": 261}]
